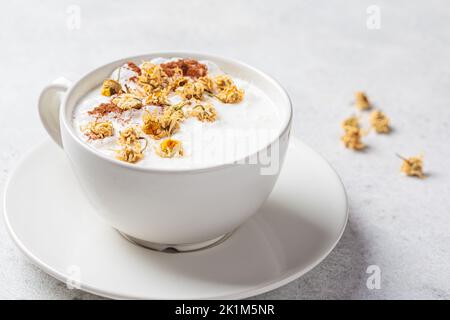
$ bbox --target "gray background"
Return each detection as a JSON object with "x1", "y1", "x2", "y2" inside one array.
[{"x1": 1, "y1": 0, "x2": 449, "y2": 299}]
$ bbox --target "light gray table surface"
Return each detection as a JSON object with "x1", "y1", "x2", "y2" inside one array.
[{"x1": 1, "y1": 0, "x2": 449, "y2": 300}]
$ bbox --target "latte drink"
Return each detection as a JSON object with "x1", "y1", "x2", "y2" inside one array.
[{"x1": 72, "y1": 58, "x2": 282, "y2": 169}]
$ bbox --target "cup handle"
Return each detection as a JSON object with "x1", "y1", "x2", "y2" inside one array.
[{"x1": 38, "y1": 77, "x2": 72, "y2": 148}]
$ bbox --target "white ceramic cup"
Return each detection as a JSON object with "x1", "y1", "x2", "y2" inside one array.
[{"x1": 38, "y1": 52, "x2": 292, "y2": 251}]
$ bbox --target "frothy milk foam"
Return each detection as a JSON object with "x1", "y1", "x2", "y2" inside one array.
[{"x1": 72, "y1": 58, "x2": 282, "y2": 169}]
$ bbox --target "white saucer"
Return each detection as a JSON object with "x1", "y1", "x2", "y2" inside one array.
[{"x1": 3, "y1": 138, "x2": 348, "y2": 299}]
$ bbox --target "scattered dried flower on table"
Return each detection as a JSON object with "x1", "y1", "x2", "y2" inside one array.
[
  {"x1": 355, "y1": 91, "x2": 371, "y2": 110},
  {"x1": 341, "y1": 115, "x2": 360, "y2": 130},
  {"x1": 101, "y1": 79, "x2": 123, "y2": 96},
  {"x1": 156, "y1": 138, "x2": 184, "y2": 158},
  {"x1": 82, "y1": 121, "x2": 114, "y2": 140},
  {"x1": 370, "y1": 110, "x2": 390, "y2": 133},
  {"x1": 399, "y1": 154, "x2": 425, "y2": 178},
  {"x1": 341, "y1": 126, "x2": 365, "y2": 150}
]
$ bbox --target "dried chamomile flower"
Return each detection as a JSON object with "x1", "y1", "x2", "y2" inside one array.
[
  {"x1": 138, "y1": 62, "x2": 168, "y2": 89},
  {"x1": 399, "y1": 154, "x2": 425, "y2": 178},
  {"x1": 156, "y1": 139, "x2": 184, "y2": 158},
  {"x1": 216, "y1": 85, "x2": 244, "y2": 104},
  {"x1": 112, "y1": 94, "x2": 143, "y2": 110},
  {"x1": 167, "y1": 67, "x2": 189, "y2": 90},
  {"x1": 197, "y1": 76, "x2": 215, "y2": 93},
  {"x1": 341, "y1": 115, "x2": 360, "y2": 130},
  {"x1": 144, "y1": 88, "x2": 170, "y2": 106},
  {"x1": 170, "y1": 75, "x2": 190, "y2": 91},
  {"x1": 116, "y1": 126, "x2": 147, "y2": 163},
  {"x1": 214, "y1": 75, "x2": 234, "y2": 90},
  {"x1": 190, "y1": 103, "x2": 217, "y2": 122},
  {"x1": 142, "y1": 109, "x2": 182, "y2": 139},
  {"x1": 212, "y1": 74, "x2": 244, "y2": 103},
  {"x1": 171, "y1": 100, "x2": 190, "y2": 111},
  {"x1": 115, "y1": 142, "x2": 144, "y2": 163},
  {"x1": 118, "y1": 127, "x2": 140, "y2": 146},
  {"x1": 161, "y1": 105, "x2": 185, "y2": 132},
  {"x1": 101, "y1": 79, "x2": 123, "y2": 96},
  {"x1": 142, "y1": 110, "x2": 165, "y2": 139},
  {"x1": 125, "y1": 83, "x2": 148, "y2": 99},
  {"x1": 370, "y1": 110, "x2": 390, "y2": 133},
  {"x1": 164, "y1": 103, "x2": 186, "y2": 120},
  {"x1": 355, "y1": 91, "x2": 371, "y2": 110},
  {"x1": 341, "y1": 126, "x2": 365, "y2": 150},
  {"x1": 176, "y1": 81, "x2": 205, "y2": 100},
  {"x1": 83, "y1": 121, "x2": 114, "y2": 140}
]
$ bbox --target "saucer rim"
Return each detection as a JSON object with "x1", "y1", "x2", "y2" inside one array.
[{"x1": 3, "y1": 137, "x2": 349, "y2": 300}]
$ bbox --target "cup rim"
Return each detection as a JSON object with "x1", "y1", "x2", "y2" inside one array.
[{"x1": 61, "y1": 51, "x2": 293, "y2": 174}]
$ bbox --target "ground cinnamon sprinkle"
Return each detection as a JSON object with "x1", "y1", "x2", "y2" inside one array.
[
  {"x1": 88, "y1": 102, "x2": 123, "y2": 117},
  {"x1": 161, "y1": 59, "x2": 208, "y2": 78},
  {"x1": 126, "y1": 61, "x2": 141, "y2": 75}
]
